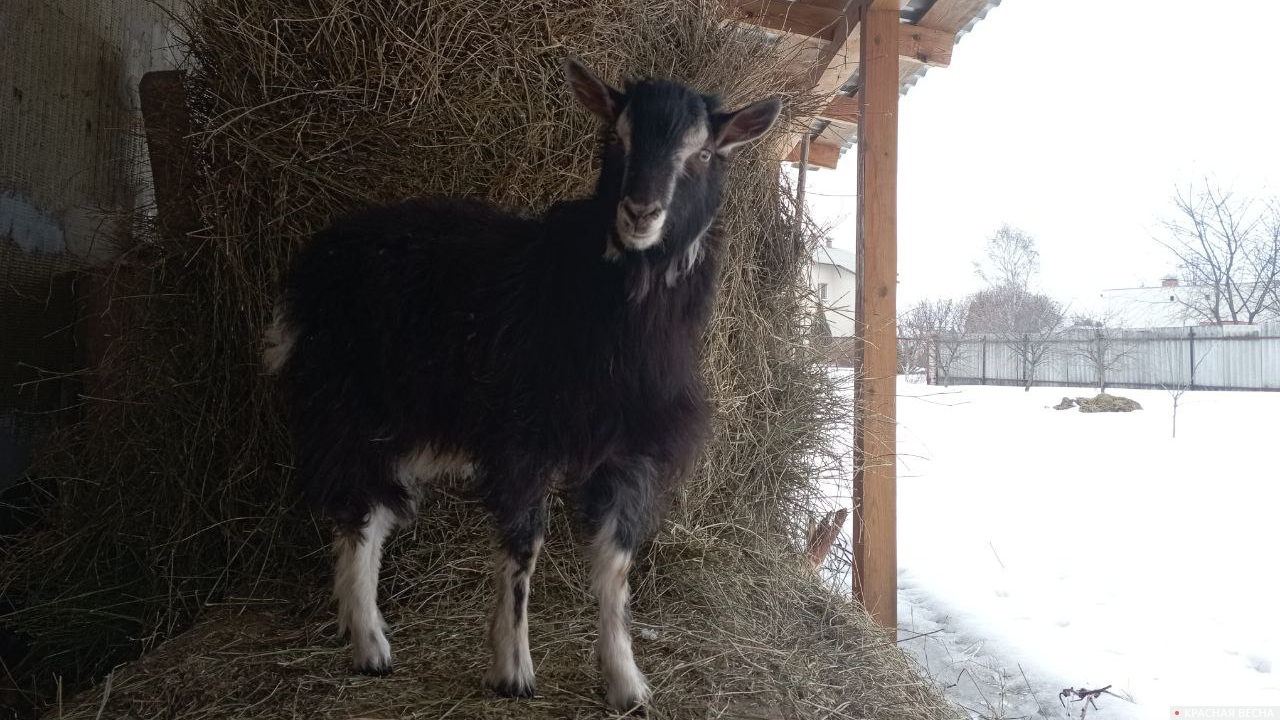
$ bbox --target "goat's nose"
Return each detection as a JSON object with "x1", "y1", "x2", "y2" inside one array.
[{"x1": 622, "y1": 199, "x2": 663, "y2": 226}]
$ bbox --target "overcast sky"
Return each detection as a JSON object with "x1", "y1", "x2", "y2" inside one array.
[{"x1": 800, "y1": 0, "x2": 1280, "y2": 312}]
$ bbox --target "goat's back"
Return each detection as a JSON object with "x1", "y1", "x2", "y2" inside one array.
[{"x1": 269, "y1": 196, "x2": 709, "y2": 520}]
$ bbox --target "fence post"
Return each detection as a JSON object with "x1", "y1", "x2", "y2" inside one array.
[
  {"x1": 1188, "y1": 327, "x2": 1196, "y2": 390},
  {"x1": 932, "y1": 334, "x2": 941, "y2": 386},
  {"x1": 981, "y1": 335, "x2": 987, "y2": 385}
]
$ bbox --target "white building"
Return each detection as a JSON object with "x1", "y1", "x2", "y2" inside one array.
[
  {"x1": 810, "y1": 242, "x2": 857, "y2": 337},
  {"x1": 1092, "y1": 277, "x2": 1197, "y2": 328},
  {"x1": 1089, "y1": 276, "x2": 1278, "y2": 329}
]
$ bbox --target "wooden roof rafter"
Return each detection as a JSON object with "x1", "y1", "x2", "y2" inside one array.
[
  {"x1": 723, "y1": 0, "x2": 1000, "y2": 170},
  {"x1": 728, "y1": 0, "x2": 953, "y2": 67}
]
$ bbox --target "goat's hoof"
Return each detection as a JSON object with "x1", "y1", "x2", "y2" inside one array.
[
  {"x1": 352, "y1": 658, "x2": 394, "y2": 676},
  {"x1": 488, "y1": 677, "x2": 537, "y2": 699},
  {"x1": 605, "y1": 671, "x2": 650, "y2": 715},
  {"x1": 350, "y1": 630, "x2": 393, "y2": 676},
  {"x1": 608, "y1": 697, "x2": 647, "y2": 716}
]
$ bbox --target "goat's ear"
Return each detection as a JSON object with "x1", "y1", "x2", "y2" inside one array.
[
  {"x1": 564, "y1": 57, "x2": 624, "y2": 123},
  {"x1": 713, "y1": 97, "x2": 782, "y2": 154}
]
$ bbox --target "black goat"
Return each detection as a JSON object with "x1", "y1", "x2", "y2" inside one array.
[{"x1": 265, "y1": 58, "x2": 779, "y2": 711}]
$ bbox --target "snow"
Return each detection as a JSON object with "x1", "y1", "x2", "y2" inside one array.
[{"x1": 823, "y1": 376, "x2": 1280, "y2": 719}]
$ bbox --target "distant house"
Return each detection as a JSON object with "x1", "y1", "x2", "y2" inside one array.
[
  {"x1": 1094, "y1": 276, "x2": 1277, "y2": 328},
  {"x1": 1094, "y1": 276, "x2": 1197, "y2": 328},
  {"x1": 810, "y1": 241, "x2": 856, "y2": 337}
]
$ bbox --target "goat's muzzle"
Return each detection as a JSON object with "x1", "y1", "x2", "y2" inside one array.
[{"x1": 616, "y1": 198, "x2": 665, "y2": 250}]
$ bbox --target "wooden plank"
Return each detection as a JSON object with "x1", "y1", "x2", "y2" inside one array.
[
  {"x1": 898, "y1": 56, "x2": 925, "y2": 87},
  {"x1": 727, "y1": 0, "x2": 846, "y2": 39},
  {"x1": 139, "y1": 71, "x2": 201, "y2": 238},
  {"x1": 899, "y1": 23, "x2": 953, "y2": 66},
  {"x1": 819, "y1": 93, "x2": 860, "y2": 123},
  {"x1": 777, "y1": 34, "x2": 830, "y2": 78},
  {"x1": 730, "y1": 2, "x2": 952, "y2": 67},
  {"x1": 814, "y1": 119, "x2": 854, "y2": 146},
  {"x1": 769, "y1": 0, "x2": 859, "y2": 161},
  {"x1": 785, "y1": 138, "x2": 840, "y2": 169},
  {"x1": 852, "y1": 2, "x2": 898, "y2": 632},
  {"x1": 918, "y1": 0, "x2": 989, "y2": 32}
]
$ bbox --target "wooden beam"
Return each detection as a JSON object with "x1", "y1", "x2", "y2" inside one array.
[
  {"x1": 768, "y1": 0, "x2": 859, "y2": 161},
  {"x1": 818, "y1": 94, "x2": 860, "y2": 124},
  {"x1": 786, "y1": 138, "x2": 841, "y2": 169},
  {"x1": 899, "y1": 23, "x2": 953, "y2": 66},
  {"x1": 918, "y1": 0, "x2": 988, "y2": 32},
  {"x1": 853, "y1": 1, "x2": 898, "y2": 631},
  {"x1": 728, "y1": 0, "x2": 847, "y2": 39},
  {"x1": 729, "y1": 1, "x2": 953, "y2": 67},
  {"x1": 139, "y1": 71, "x2": 202, "y2": 238}
]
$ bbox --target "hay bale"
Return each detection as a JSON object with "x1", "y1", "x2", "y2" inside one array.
[
  {"x1": 2, "y1": 1, "x2": 959, "y2": 718},
  {"x1": 1075, "y1": 393, "x2": 1143, "y2": 413}
]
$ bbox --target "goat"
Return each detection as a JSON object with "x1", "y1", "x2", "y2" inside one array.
[{"x1": 264, "y1": 58, "x2": 780, "y2": 711}]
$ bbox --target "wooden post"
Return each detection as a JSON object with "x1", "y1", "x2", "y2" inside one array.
[
  {"x1": 80, "y1": 72, "x2": 201, "y2": 410},
  {"x1": 139, "y1": 71, "x2": 201, "y2": 239},
  {"x1": 981, "y1": 335, "x2": 988, "y2": 384},
  {"x1": 796, "y1": 132, "x2": 811, "y2": 240},
  {"x1": 852, "y1": 0, "x2": 898, "y2": 631}
]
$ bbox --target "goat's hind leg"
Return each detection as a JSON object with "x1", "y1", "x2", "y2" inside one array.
[
  {"x1": 334, "y1": 504, "x2": 399, "y2": 675},
  {"x1": 484, "y1": 496, "x2": 547, "y2": 698}
]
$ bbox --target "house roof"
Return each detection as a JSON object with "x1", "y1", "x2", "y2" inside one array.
[
  {"x1": 724, "y1": 0, "x2": 1004, "y2": 169},
  {"x1": 812, "y1": 244, "x2": 857, "y2": 273}
]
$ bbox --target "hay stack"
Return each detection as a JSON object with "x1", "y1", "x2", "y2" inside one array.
[
  {"x1": 1076, "y1": 393, "x2": 1143, "y2": 413},
  {"x1": 1, "y1": 1, "x2": 960, "y2": 717}
]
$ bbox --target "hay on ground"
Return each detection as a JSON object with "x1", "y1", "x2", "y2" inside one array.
[
  {"x1": 1076, "y1": 393, "x2": 1143, "y2": 413},
  {"x1": 1, "y1": 0, "x2": 960, "y2": 718}
]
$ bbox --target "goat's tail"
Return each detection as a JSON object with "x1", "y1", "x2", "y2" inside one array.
[{"x1": 262, "y1": 299, "x2": 296, "y2": 374}]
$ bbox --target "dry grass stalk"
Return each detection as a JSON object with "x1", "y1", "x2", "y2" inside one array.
[{"x1": 1, "y1": 1, "x2": 958, "y2": 718}]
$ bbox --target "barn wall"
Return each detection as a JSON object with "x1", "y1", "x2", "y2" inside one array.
[{"x1": 0, "y1": 0, "x2": 182, "y2": 494}]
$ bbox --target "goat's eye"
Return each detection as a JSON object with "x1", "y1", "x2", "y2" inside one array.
[
  {"x1": 698, "y1": 149, "x2": 713, "y2": 163},
  {"x1": 606, "y1": 129, "x2": 620, "y2": 144}
]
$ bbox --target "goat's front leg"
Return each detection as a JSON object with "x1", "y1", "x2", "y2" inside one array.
[
  {"x1": 581, "y1": 459, "x2": 659, "y2": 712},
  {"x1": 485, "y1": 497, "x2": 547, "y2": 698}
]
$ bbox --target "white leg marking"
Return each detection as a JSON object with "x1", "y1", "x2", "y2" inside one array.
[
  {"x1": 262, "y1": 300, "x2": 298, "y2": 374},
  {"x1": 592, "y1": 517, "x2": 650, "y2": 711},
  {"x1": 486, "y1": 539, "x2": 542, "y2": 697},
  {"x1": 334, "y1": 506, "x2": 397, "y2": 674}
]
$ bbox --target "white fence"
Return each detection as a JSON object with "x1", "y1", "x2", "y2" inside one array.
[{"x1": 919, "y1": 323, "x2": 1280, "y2": 391}]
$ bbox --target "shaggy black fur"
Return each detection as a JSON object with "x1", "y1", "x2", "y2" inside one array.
[{"x1": 268, "y1": 58, "x2": 779, "y2": 701}]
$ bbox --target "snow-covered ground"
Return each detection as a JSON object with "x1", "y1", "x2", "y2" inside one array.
[{"x1": 825, "y1": 377, "x2": 1280, "y2": 719}]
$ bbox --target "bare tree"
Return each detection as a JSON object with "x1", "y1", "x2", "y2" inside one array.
[
  {"x1": 1072, "y1": 311, "x2": 1137, "y2": 392},
  {"x1": 964, "y1": 226, "x2": 1066, "y2": 390},
  {"x1": 974, "y1": 224, "x2": 1040, "y2": 291},
  {"x1": 971, "y1": 288, "x2": 1064, "y2": 391},
  {"x1": 899, "y1": 298, "x2": 968, "y2": 383},
  {"x1": 1069, "y1": 314, "x2": 1104, "y2": 329},
  {"x1": 933, "y1": 331, "x2": 968, "y2": 387},
  {"x1": 1160, "y1": 181, "x2": 1280, "y2": 324},
  {"x1": 1264, "y1": 202, "x2": 1280, "y2": 317},
  {"x1": 1009, "y1": 327, "x2": 1059, "y2": 392},
  {"x1": 965, "y1": 285, "x2": 1063, "y2": 335},
  {"x1": 1161, "y1": 348, "x2": 1211, "y2": 438}
]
